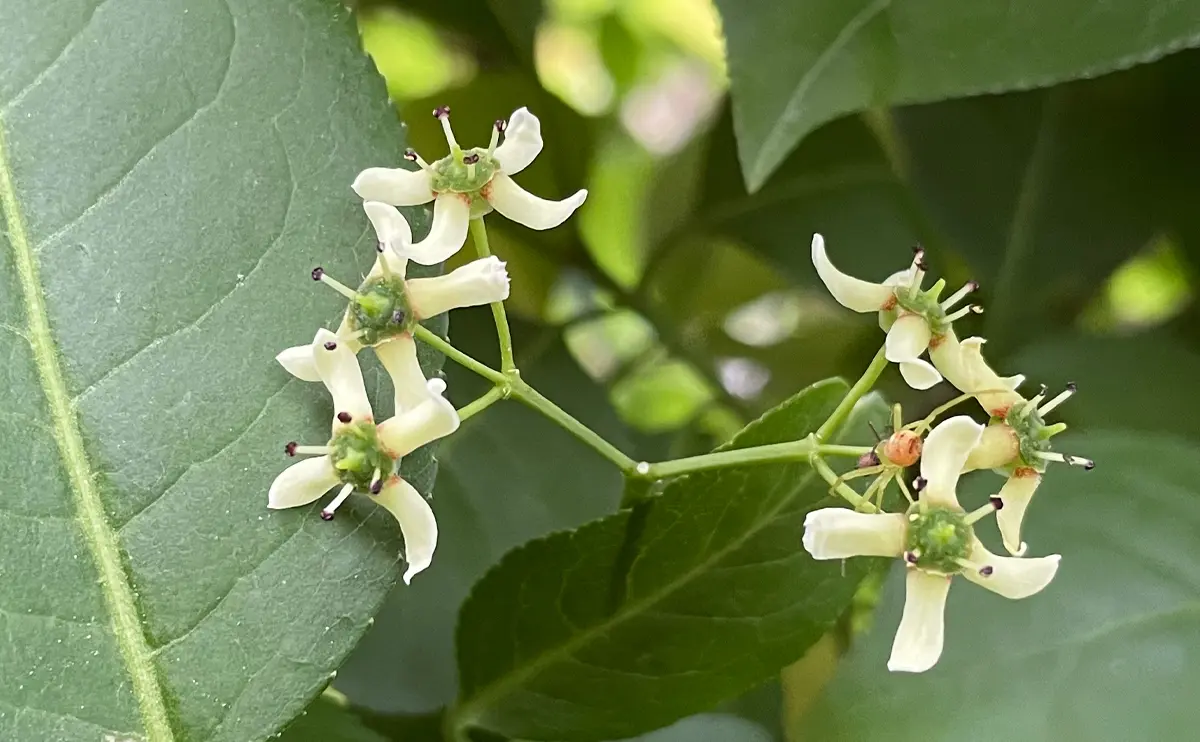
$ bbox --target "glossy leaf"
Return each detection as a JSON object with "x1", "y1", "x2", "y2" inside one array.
[
  {"x1": 450, "y1": 379, "x2": 886, "y2": 740},
  {"x1": 716, "y1": 0, "x2": 1200, "y2": 189},
  {"x1": 0, "y1": 1, "x2": 439, "y2": 739},
  {"x1": 803, "y1": 432, "x2": 1200, "y2": 741}
]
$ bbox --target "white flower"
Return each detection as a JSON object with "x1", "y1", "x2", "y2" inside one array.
[
  {"x1": 927, "y1": 332, "x2": 1025, "y2": 417},
  {"x1": 268, "y1": 329, "x2": 459, "y2": 583},
  {"x1": 275, "y1": 203, "x2": 510, "y2": 383},
  {"x1": 352, "y1": 106, "x2": 587, "y2": 261},
  {"x1": 801, "y1": 415, "x2": 1061, "y2": 672},
  {"x1": 811, "y1": 234, "x2": 983, "y2": 390}
]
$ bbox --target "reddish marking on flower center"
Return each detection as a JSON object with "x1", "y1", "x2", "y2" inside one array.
[
  {"x1": 1013, "y1": 466, "x2": 1039, "y2": 479},
  {"x1": 479, "y1": 183, "x2": 492, "y2": 200},
  {"x1": 928, "y1": 333, "x2": 946, "y2": 350},
  {"x1": 881, "y1": 295, "x2": 897, "y2": 311},
  {"x1": 990, "y1": 404, "x2": 1012, "y2": 418}
]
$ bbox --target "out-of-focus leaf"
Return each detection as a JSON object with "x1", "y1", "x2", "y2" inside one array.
[
  {"x1": 353, "y1": 0, "x2": 542, "y2": 65},
  {"x1": 0, "y1": 1, "x2": 440, "y2": 739},
  {"x1": 279, "y1": 695, "x2": 388, "y2": 742},
  {"x1": 802, "y1": 432, "x2": 1200, "y2": 742},
  {"x1": 335, "y1": 309, "x2": 629, "y2": 712},
  {"x1": 448, "y1": 381, "x2": 887, "y2": 740},
  {"x1": 715, "y1": 0, "x2": 1200, "y2": 190}
]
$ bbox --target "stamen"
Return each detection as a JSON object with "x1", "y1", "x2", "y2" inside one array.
[
  {"x1": 378, "y1": 249, "x2": 393, "y2": 277},
  {"x1": 369, "y1": 468, "x2": 383, "y2": 495},
  {"x1": 904, "y1": 550, "x2": 920, "y2": 565},
  {"x1": 979, "y1": 565, "x2": 995, "y2": 577},
  {"x1": 391, "y1": 309, "x2": 406, "y2": 325},
  {"x1": 911, "y1": 476, "x2": 927, "y2": 494},
  {"x1": 323, "y1": 340, "x2": 337, "y2": 351},
  {"x1": 433, "y1": 106, "x2": 460, "y2": 155},
  {"x1": 488, "y1": 119, "x2": 505, "y2": 155},
  {"x1": 403, "y1": 148, "x2": 431, "y2": 170},
  {"x1": 944, "y1": 304, "x2": 984, "y2": 323},
  {"x1": 965, "y1": 500, "x2": 999, "y2": 525},
  {"x1": 287, "y1": 443, "x2": 331, "y2": 457},
  {"x1": 337, "y1": 411, "x2": 353, "y2": 424},
  {"x1": 285, "y1": 442, "x2": 298, "y2": 457},
  {"x1": 312, "y1": 268, "x2": 359, "y2": 301},
  {"x1": 1035, "y1": 451, "x2": 1095, "y2": 469},
  {"x1": 463, "y1": 152, "x2": 479, "y2": 180},
  {"x1": 909, "y1": 246, "x2": 926, "y2": 290},
  {"x1": 320, "y1": 483, "x2": 354, "y2": 520},
  {"x1": 940, "y1": 280, "x2": 979, "y2": 311},
  {"x1": 952, "y1": 555, "x2": 989, "y2": 574},
  {"x1": 989, "y1": 495, "x2": 1004, "y2": 510},
  {"x1": 1038, "y1": 382, "x2": 1077, "y2": 415}
]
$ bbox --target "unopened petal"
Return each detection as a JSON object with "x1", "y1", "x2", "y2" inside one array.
[
  {"x1": 268, "y1": 456, "x2": 339, "y2": 509},
  {"x1": 964, "y1": 538, "x2": 1060, "y2": 599},
  {"x1": 484, "y1": 172, "x2": 587, "y2": 230},
  {"x1": 811, "y1": 234, "x2": 896, "y2": 313},
  {"x1": 376, "y1": 379, "x2": 461, "y2": 456},
  {"x1": 352, "y1": 167, "x2": 435, "y2": 206},
  {"x1": 401, "y1": 193, "x2": 470, "y2": 266},
  {"x1": 802, "y1": 509, "x2": 906, "y2": 559},
  {"x1": 375, "y1": 477, "x2": 438, "y2": 584},
  {"x1": 276, "y1": 344, "x2": 320, "y2": 382},
  {"x1": 993, "y1": 470, "x2": 1042, "y2": 556},
  {"x1": 888, "y1": 570, "x2": 951, "y2": 673},
  {"x1": 899, "y1": 359, "x2": 942, "y2": 390},
  {"x1": 312, "y1": 328, "x2": 373, "y2": 425},
  {"x1": 964, "y1": 423, "x2": 1020, "y2": 472},
  {"x1": 407, "y1": 256, "x2": 510, "y2": 319},
  {"x1": 493, "y1": 107, "x2": 543, "y2": 175},
  {"x1": 364, "y1": 201, "x2": 413, "y2": 258},
  {"x1": 920, "y1": 415, "x2": 984, "y2": 508},
  {"x1": 375, "y1": 334, "x2": 432, "y2": 414}
]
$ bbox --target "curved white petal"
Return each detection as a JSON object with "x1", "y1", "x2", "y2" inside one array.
[
  {"x1": 276, "y1": 344, "x2": 321, "y2": 382},
  {"x1": 375, "y1": 477, "x2": 438, "y2": 584},
  {"x1": 802, "y1": 509, "x2": 906, "y2": 559},
  {"x1": 401, "y1": 193, "x2": 471, "y2": 266},
  {"x1": 374, "y1": 334, "x2": 432, "y2": 414},
  {"x1": 376, "y1": 379, "x2": 460, "y2": 456},
  {"x1": 811, "y1": 234, "x2": 896, "y2": 313},
  {"x1": 407, "y1": 256, "x2": 510, "y2": 319},
  {"x1": 364, "y1": 201, "x2": 413, "y2": 259},
  {"x1": 352, "y1": 167, "x2": 435, "y2": 206},
  {"x1": 312, "y1": 328, "x2": 373, "y2": 425},
  {"x1": 888, "y1": 570, "x2": 951, "y2": 673},
  {"x1": 885, "y1": 315, "x2": 932, "y2": 363},
  {"x1": 930, "y1": 332, "x2": 1023, "y2": 416},
  {"x1": 920, "y1": 415, "x2": 984, "y2": 508},
  {"x1": 899, "y1": 359, "x2": 943, "y2": 390},
  {"x1": 268, "y1": 456, "x2": 339, "y2": 509},
  {"x1": 963, "y1": 537, "x2": 1060, "y2": 599},
  {"x1": 493, "y1": 107, "x2": 543, "y2": 175},
  {"x1": 964, "y1": 424, "x2": 1020, "y2": 472},
  {"x1": 484, "y1": 172, "x2": 586, "y2": 230},
  {"x1": 993, "y1": 471, "x2": 1042, "y2": 556}
]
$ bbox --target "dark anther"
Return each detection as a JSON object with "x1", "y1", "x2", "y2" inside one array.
[
  {"x1": 324, "y1": 341, "x2": 338, "y2": 351},
  {"x1": 916, "y1": 259, "x2": 929, "y2": 271},
  {"x1": 403, "y1": 149, "x2": 418, "y2": 161},
  {"x1": 912, "y1": 243, "x2": 924, "y2": 255},
  {"x1": 989, "y1": 495, "x2": 1004, "y2": 510},
  {"x1": 970, "y1": 305, "x2": 985, "y2": 313},
  {"x1": 311, "y1": 267, "x2": 325, "y2": 281},
  {"x1": 376, "y1": 240, "x2": 386, "y2": 253},
  {"x1": 391, "y1": 310, "x2": 406, "y2": 325},
  {"x1": 1083, "y1": 460, "x2": 1096, "y2": 471},
  {"x1": 463, "y1": 153, "x2": 480, "y2": 164},
  {"x1": 433, "y1": 105, "x2": 451, "y2": 118},
  {"x1": 966, "y1": 280, "x2": 980, "y2": 291},
  {"x1": 285, "y1": 441, "x2": 298, "y2": 457},
  {"x1": 904, "y1": 551, "x2": 919, "y2": 565},
  {"x1": 494, "y1": 118, "x2": 508, "y2": 132},
  {"x1": 979, "y1": 565, "x2": 994, "y2": 577},
  {"x1": 337, "y1": 411, "x2": 352, "y2": 423},
  {"x1": 320, "y1": 511, "x2": 335, "y2": 521},
  {"x1": 1066, "y1": 381, "x2": 1078, "y2": 393},
  {"x1": 370, "y1": 480, "x2": 383, "y2": 495},
  {"x1": 911, "y1": 476, "x2": 928, "y2": 492},
  {"x1": 1038, "y1": 384, "x2": 1048, "y2": 396}
]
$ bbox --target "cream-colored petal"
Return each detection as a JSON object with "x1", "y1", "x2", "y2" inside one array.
[
  {"x1": 363, "y1": 249, "x2": 408, "y2": 283},
  {"x1": 885, "y1": 314, "x2": 932, "y2": 364},
  {"x1": 920, "y1": 415, "x2": 984, "y2": 508},
  {"x1": 268, "y1": 456, "x2": 339, "y2": 509},
  {"x1": 802, "y1": 509, "x2": 906, "y2": 559},
  {"x1": 963, "y1": 537, "x2": 1060, "y2": 599},
  {"x1": 888, "y1": 570, "x2": 951, "y2": 673},
  {"x1": 312, "y1": 328, "x2": 373, "y2": 425},
  {"x1": 276, "y1": 344, "x2": 320, "y2": 382},
  {"x1": 407, "y1": 256, "x2": 510, "y2": 320},
  {"x1": 363, "y1": 201, "x2": 413, "y2": 258},
  {"x1": 930, "y1": 331, "x2": 1024, "y2": 416},
  {"x1": 401, "y1": 193, "x2": 471, "y2": 266},
  {"x1": 376, "y1": 379, "x2": 461, "y2": 456},
  {"x1": 993, "y1": 471, "x2": 1042, "y2": 555},
  {"x1": 493, "y1": 107, "x2": 543, "y2": 175},
  {"x1": 375, "y1": 477, "x2": 438, "y2": 584},
  {"x1": 811, "y1": 233, "x2": 896, "y2": 313},
  {"x1": 374, "y1": 334, "x2": 432, "y2": 414},
  {"x1": 964, "y1": 423, "x2": 1020, "y2": 472},
  {"x1": 484, "y1": 172, "x2": 587, "y2": 230},
  {"x1": 899, "y1": 359, "x2": 942, "y2": 391},
  {"x1": 352, "y1": 167, "x2": 435, "y2": 206}
]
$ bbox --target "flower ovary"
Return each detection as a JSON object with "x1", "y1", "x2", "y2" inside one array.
[
  {"x1": 348, "y1": 275, "x2": 414, "y2": 346},
  {"x1": 1005, "y1": 400, "x2": 1052, "y2": 471},
  {"x1": 905, "y1": 506, "x2": 973, "y2": 574},
  {"x1": 894, "y1": 288, "x2": 950, "y2": 335},
  {"x1": 330, "y1": 422, "x2": 396, "y2": 491},
  {"x1": 430, "y1": 147, "x2": 499, "y2": 194}
]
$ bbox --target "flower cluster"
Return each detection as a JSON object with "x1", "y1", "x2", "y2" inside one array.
[
  {"x1": 803, "y1": 234, "x2": 1092, "y2": 671},
  {"x1": 268, "y1": 107, "x2": 586, "y2": 583}
]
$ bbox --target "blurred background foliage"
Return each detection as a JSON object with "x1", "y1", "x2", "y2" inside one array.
[{"x1": 287, "y1": 0, "x2": 1200, "y2": 739}]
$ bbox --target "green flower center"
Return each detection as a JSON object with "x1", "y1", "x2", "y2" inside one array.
[
  {"x1": 1002, "y1": 400, "x2": 1060, "y2": 471},
  {"x1": 430, "y1": 148, "x2": 500, "y2": 195},
  {"x1": 330, "y1": 422, "x2": 396, "y2": 491},
  {"x1": 904, "y1": 506, "x2": 973, "y2": 574},
  {"x1": 893, "y1": 284, "x2": 950, "y2": 335},
  {"x1": 348, "y1": 275, "x2": 414, "y2": 346}
]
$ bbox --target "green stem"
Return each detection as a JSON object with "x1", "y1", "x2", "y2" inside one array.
[
  {"x1": 413, "y1": 324, "x2": 508, "y2": 386},
  {"x1": 636, "y1": 441, "x2": 870, "y2": 480},
  {"x1": 470, "y1": 217, "x2": 516, "y2": 371},
  {"x1": 456, "y1": 385, "x2": 507, "y2": 422},
  {"x1": 815, "y1": 344, "x2": 889, "y2": 442},
  {"x1": 809, "y1": 454, "x2": 878, "y2": 513},
  {"x1": 509, "y1": 377, "x2": 639, "y2": 474}
]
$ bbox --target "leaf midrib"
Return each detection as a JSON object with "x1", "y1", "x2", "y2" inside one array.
[{"x1": 0, "y1": 118, "x2": 175, "y2": 740}]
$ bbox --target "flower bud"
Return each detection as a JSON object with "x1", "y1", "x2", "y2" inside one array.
[{"x1": 883, "y1": 429, "x2": 922, "y2": 467}]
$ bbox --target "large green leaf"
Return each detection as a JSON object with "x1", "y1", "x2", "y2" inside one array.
[
  {"x1": 802, "y1": 432, "x2": 1200, "y2": 741},
  {"x1": 448, "y1": 379, "x2": 886, "y2": 740},
  {"x1": 716, "y1": 0, "x2": 1200, "y2": 190},
  {"x1": 0, "y1": 1, "x2": 436, "y2": 740}
]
